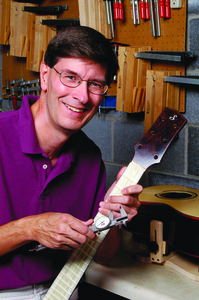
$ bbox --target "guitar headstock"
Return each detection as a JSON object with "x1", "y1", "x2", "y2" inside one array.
[{"x1": 133, "y1": 107, "x2": 187, "y2": 169}]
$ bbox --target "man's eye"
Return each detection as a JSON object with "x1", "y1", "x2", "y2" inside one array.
[
  {"x1": 90, "y1": 81, "x2": 102, "y2": 88},
  {"x1": 65, "y1": 75, "x2": 76, "y2": 80}
]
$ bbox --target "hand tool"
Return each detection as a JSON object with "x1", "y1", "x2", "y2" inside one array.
[
  {"x1": 108, "y1": 0, "x2": 115, "y2": 37},
  {"x1": 22, "y1": 5, "x2": 68, "y2": 15},
  {"x1": 145, "y1": 0, "x2": 150, "y2": 19},
  {"x1": 140, "y1": 0, "x2": 146, "y2": 19},
  {"x1": 154, "y1": 0, "x2": 161, "y2": 36},
  {"x1": 130, "y1": 0, "x2": 140, "y2": 25},
  {"x1": 89, "y1": 206, "x2": 128, "y2": 233},
  {"x1": 113, "y1": 0, "x2": 119, "y2": 19},
  {"x1": 159, "y1": 0, "x2": 165, "y2": 17},
  {"x1": 165, "y1": 0, "x2": 171, "y2": 18},
  {"x1": 104, "y1": 0, "x2": 114, "y2": 37},
  {"x1": 29, "y1": 207, "x2": 128, "y2": 251},
  {"x1": 149, "y1": 0, "x2": 155, "y2": 36},
  {"x1": 118, "y1": 0, "x2": 124, "y2": 20},
  {"x1": 103, "y1": 0, "x2": 111, "y2": 24}
]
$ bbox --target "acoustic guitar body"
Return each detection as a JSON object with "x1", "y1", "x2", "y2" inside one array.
[{"x1": 125, "y1": 185, "x2": 199, "y2": 258}]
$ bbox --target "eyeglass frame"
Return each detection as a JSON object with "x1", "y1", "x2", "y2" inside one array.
[{"x1": 52, "y1": 66, "x2": 109, "y2": 96}]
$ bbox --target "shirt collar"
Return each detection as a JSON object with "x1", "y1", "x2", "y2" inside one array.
[
  {"x1": 19, "y1": 95, "x2": 84, "y2": 162},
  {"x1": 19, "y1": 95, "x2": 42, "y2": 154}
]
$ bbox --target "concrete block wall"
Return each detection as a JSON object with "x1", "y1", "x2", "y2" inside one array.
[{"x1": 83, "y1": 0, "x2": 199, "y2": 191}]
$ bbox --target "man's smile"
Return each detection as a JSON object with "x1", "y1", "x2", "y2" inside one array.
[{"x1": 65, "y1": 104, "x2": 85, "y2": 113}]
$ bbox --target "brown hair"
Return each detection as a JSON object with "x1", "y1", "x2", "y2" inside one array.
[{"x1": 44, "y1": 26, "x2": 119, "y2": 85}]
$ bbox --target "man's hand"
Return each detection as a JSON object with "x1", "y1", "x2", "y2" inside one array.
[
  {"x1": 0, "y1": 213, "x2": 97, "y2": 256},
  {"x1": 99, "y1": 167, "x2": 142, "y2": 222},
  {"x1": 29, "y1": 212, "x2": 97, "y2": 250}
]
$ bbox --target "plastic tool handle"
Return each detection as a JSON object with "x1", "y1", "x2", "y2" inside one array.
[
  {"x1": 145, "y1": 0, "x2": 150, "y2": 19},
  {"x1": 159, "y1": 0, "x2": 165, "y2": 17},
  {"x1": 140, "y1": 0, "x2": 146, "y2": 19},
  {"x1": 12, "y1": 96, "x2": 17, "y2": 110},
  {"x1": 165, "y1": 0, "x2": 170, "y2": 18},
  {"x1": 119, "y1": 2, "x2": 124, "y2": 20},
  {"x1": 114, "y1": 2, "x2": 119, "y2": 19}
]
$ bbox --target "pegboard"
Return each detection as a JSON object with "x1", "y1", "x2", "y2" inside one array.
[
  {"x1": 112, "y1": 0, "x2": 186, "y2": 51},
  {"x1": 108, "y1": 0, "x2": 187, "y2": 109}
]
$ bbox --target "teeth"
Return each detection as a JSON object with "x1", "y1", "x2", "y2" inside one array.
[{"x1": 65, "y1": 104, "x2": 84, "y2": 113}]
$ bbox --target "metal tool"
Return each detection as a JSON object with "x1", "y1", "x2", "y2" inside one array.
[
  {"x1": 89, "y1": 206, "x2": 128, "y2": 233},
  {"x1": 154, "y1": 0, "x2": 161, "y2": 36},
  {"x1": 22, "y1": 5, "x2": 68, "y2": 15},
  {"x1": 118, "y1": 0, "x2": 124, "y2": 20},
  {"x1": 149, "y1": 0, "x2": 155, "y2": 36},
  {"x1": 29, "y1": 207, "x2": 128, "y2": 252},
  {"x1": 140, "y1": 0, "x2": 146, "y2": 19},
  {"x1": 130, "y1": 0, "x2": 140, "y2": 25}
]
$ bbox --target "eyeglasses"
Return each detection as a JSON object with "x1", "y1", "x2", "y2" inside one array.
[{"x1": 52, "y1": 67, "x2": 109, "y2": 95}]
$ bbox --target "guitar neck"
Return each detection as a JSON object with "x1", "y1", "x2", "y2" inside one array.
[{"x1": 44, "y1": 161, "x2": 145, "y2": 300}]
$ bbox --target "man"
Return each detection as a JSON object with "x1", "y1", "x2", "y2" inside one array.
[{"x1": 0, "y1": 26, "x2": 142, "y2": 299}]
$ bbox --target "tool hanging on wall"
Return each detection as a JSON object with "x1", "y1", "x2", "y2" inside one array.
[
  {"x1": 114, "y1": 0, "x2": 124, "y2": 20},
  {"x1": 22, "y1": 5, "x2": 68, "y2": 15},
  {"x1": 130, "y1": 0, "x2": 140, "y2": 25}
]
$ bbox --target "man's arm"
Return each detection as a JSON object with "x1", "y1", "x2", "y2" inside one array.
[{"x1": 0, "y1": 213, "x2": 97, "y2": 257}]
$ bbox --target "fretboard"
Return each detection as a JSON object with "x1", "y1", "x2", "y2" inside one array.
[{"x1": 44, "y1": 161, "x2": 145, "y2": 300}]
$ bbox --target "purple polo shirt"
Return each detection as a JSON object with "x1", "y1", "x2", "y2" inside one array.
[{"x1": 0, "y1": 95, "x2": 106, "y2": 289}]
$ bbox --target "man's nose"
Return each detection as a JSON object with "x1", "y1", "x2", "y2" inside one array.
[{"x1": 73, "y1": 81, "x2": 89, "y2": 103}]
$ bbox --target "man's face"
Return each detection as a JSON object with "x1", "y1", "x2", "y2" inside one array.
[{"x1": 40, "y1": 57, "x2": 107, "y2": 136}]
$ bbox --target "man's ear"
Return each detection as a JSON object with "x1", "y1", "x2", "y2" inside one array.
[{"x1": 40, "y1": 61, "x2": 48, "y2": 92}]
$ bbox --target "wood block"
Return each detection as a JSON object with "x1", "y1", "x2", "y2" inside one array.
[
  {"x1": 31, "y1": 15, "x2": 57, "y2": 72},
  {"x1": 10, "y1": 2, "x2": 36, "y2": 57}
]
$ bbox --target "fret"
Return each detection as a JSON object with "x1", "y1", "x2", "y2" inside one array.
[
  {"x1": 45, "y1": 230, "x2": 109, "y2": 300},
  {"x1": 109, "y1": 161, "x2": 145, "y2": 196}
]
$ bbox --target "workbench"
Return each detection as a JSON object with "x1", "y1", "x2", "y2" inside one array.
[{"x1": 85, "y1": 250, "x2": 199, "y2": 300}]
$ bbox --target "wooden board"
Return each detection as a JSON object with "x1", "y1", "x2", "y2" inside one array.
[
  {"x1": 31, "y1": 15, "x2": 57, "y2": 72},
  {"x1": 144, "y1": 70, "x2": 181, "y2": 132},
  {"x1": 0, "y1": 0, "x2": 10, "y2": 45},
  {"x1": 116, "y1": 46, "x2": 151, "y2": 113},
  {"x1": 78, "y1": 0, "x2": 111, "y2": 39},
  {"x1": 10, "y1": 2, "x2": 37, "y2": 57}
]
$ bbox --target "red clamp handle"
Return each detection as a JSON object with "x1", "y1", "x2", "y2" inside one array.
[
  {"x1": 12, "y1": 96, "x2": 17, "y2": 110},
  {"x1": 159, "y1": 0, "x2": 165, "y2": 18},
  {"x1": 140, "y1": 1, "x2": 146, "y2": 19},
  {"x1": 145, "y1": 1, "x2": 150, "y2": 20},
  {"x1": 165, "y1": 0, "x2": 171, "y2": 18},
  {"x1": 119, "y1": 2, "x2": 124, "y2": 20},
  {"x1": 114, "y1": 2, "x2": 119, "y2": 20}
]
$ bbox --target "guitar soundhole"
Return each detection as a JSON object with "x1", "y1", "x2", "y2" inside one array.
[
  {"x1": 138, "y1": 144, "x2": 142, "y2": 149},
  {"x1": 154, "y1": 155, "x2": 158, "y2": 160},
  {"x1": 156, "y1": 191, "x2": 198, "y2": 200}
]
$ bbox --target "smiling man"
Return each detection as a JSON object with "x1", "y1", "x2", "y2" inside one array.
[{"x1": 0, "y1": 26, "x2": 142, "y2": 299}]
